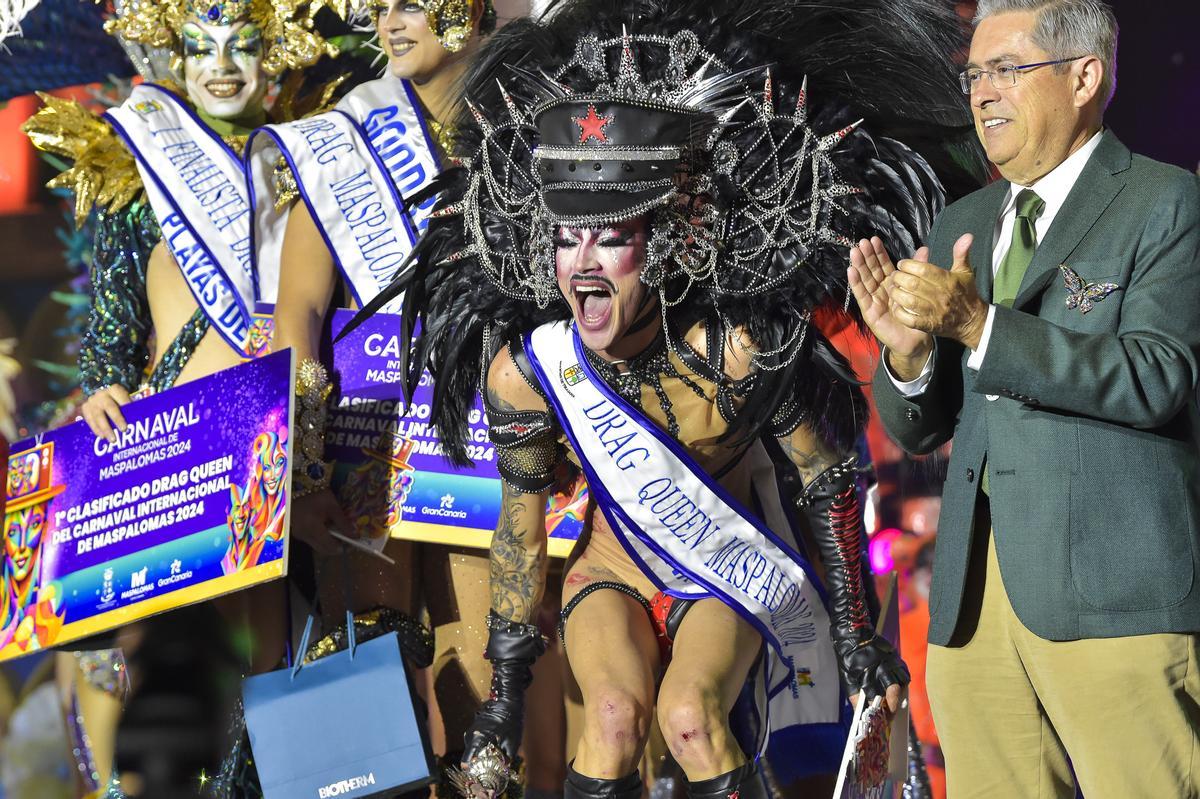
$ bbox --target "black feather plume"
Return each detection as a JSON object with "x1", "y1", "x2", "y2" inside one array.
[{"x1": 376, "y1": 0, "x2": 985, "y2": 460}]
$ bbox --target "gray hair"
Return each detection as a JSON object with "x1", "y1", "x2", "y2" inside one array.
[{"x1": 974, "y1": 0, "x2": 1119, "y2": 108}]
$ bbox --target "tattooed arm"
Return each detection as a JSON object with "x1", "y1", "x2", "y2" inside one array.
[
  {"x1": 776, "y1": 423, "x2": 842, "y2": 485},
  {"x1": 489, "y1": 481, "x2": 549, "y2": 623},
  {"x1": 485, "y1": 342, "x2": 556, "y2": 622},
  {"x1": 459, "y1": 344, "x2": 556, "y2": 769}
]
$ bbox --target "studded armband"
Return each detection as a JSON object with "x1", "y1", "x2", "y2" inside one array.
[
  {"x1": 767, "y1": 394, "x2": 808, "y2": 438},
  {"x1": 487, "y1": 405, "x2": 564, "y2": 494}
]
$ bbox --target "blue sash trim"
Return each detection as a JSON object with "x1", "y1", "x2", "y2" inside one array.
[
  {"x1": 521, "y1": 331, "x2": 698, "y2": 599},
  {"x1": 396, "y1": 79, "x2": 442, "y2": 231},
  {"x1": 522, "y1": 325, "x2": 828, "y2": 671},
  {"x1": 331, "y1": 109, "x2": 422, "y2": 253},
  {"x1": 104, "y1": 95, "x2": 252, "y2": 352},
  {"x1": 244, "y1": 94, "x2": 434, "y2": 309},
  {"x1": 244, "y1": 125, "x2": 352, "y2": 304}
]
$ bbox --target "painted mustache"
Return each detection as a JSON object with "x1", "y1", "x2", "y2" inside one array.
[{"x1": 570, "y1": 274, "x2": 617, "y2": 293}]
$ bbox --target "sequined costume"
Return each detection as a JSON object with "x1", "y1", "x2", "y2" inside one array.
[
  {"x1": 59, "y1": 155, "x2": 154, "y2": 395},
  {"x1": 79, "y1": 202, "x2": 212, "y2": 395}
]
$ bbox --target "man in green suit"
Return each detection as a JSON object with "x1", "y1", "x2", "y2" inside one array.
[{"x1": 848, "y1": 0, "x2": 1200, "y2": 795}]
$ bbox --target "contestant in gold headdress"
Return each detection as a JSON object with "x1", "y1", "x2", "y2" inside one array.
[{"x1": 23, "y1": 3, "x2": 347, "y2": 796}]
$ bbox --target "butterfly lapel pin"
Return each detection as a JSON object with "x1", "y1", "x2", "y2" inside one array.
[{"x1": 1059, "y1": 265, "x2": 1120, "y2": 314}]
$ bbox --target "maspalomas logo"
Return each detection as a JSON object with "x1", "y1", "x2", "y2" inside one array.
[
  {"x1": 317, "y1": 772, "x2": 376, "y2": 798},
  {"x1": 562, "y1": 364, "x2": 587, "y2": 387},
  {"x1": 560, "y1": 363, "x2": 588, "y2": 399}
]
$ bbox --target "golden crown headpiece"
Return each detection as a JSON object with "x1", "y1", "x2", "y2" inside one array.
[{"x1": 104, "y1": 0, "x2": 355, "y2": 74}]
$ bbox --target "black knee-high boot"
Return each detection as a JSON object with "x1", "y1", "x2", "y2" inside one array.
[
  {"x1": 686, "y1": 761, "x2": 768, "y2": 799},
  {"x1": 563, "y1": 763, "x2": 642, "y2": 799}
]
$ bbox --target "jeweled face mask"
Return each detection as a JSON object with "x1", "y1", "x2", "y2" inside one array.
[{"x1": 180, "y1": 17, "x2": 268, "y2": 119}]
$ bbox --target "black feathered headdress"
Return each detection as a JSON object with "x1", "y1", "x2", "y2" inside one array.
[{"x1": 352, "y1": 0, "x2": 984, "y2": 465}]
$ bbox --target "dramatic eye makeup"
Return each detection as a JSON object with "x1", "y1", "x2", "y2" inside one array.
[
  {"x1": 182, "y1": 27, "x2": 215, "y2": 58},
  {"x1": 232, "y1": 26, "x2": 263, "y2": 55},
  {"x1": 597, "y1": 228, "x2": 634, "y2": 247},
  {"x1": 553, "y1": 228, "x2": 582, "y2": 249},
  {"x1": 553, "y1": 227, "x2": 634, "y2": 249},
  {"x1": 181, "y1": 23, "x2": 262, "y2": 58}
]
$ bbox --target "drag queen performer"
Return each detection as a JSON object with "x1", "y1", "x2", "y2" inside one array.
[
  {"x1": 22, "y1": 1, "x2": 346, "y2": 793},
  {"x1": 347, "y1": 0, "x2": 977, "y2": 793},
  {"x1": 245, "y1": 0, "x2": 504, "y2": 772}
]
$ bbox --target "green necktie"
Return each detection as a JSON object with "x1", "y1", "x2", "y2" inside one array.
[
  {"x1": 983, "y1": 188, "x2": 1044, "y2": 496},
  {"x1": 992, "y1": 189, "x2": 1045, "y2": 308}
]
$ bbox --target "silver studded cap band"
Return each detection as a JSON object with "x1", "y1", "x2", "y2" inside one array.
[{"x1": 534, "y1": 145, "x2": 683, "y2": 161}]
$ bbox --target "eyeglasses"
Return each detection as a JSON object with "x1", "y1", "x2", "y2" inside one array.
[{"x1": 959, "y1": 56, "x2": 1086, "y2": 94}]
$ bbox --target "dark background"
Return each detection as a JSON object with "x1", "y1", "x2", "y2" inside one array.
[{"x1": 1044, "y1": 0, "x2": 1197, "y2": 171}]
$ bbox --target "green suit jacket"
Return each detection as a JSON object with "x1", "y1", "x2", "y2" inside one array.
[{"x1": 873, "y1": 131, "x2": 1200, "y2": 645}]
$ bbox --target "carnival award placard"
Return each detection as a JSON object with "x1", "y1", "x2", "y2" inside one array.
[
  {"x1": 0, "y1": 351, "x2": 294, "y2": 661},
  {"x1": 328, "y1": 309, "x2": 586, "y2": 557}
]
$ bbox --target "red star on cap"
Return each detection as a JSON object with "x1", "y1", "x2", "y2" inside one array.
[{"x1": 573, "y1": 104, "x2": 613, "y2": 145}]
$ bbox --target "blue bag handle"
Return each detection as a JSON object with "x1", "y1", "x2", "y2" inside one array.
[{"x1": 289, "y1": 546, "x2": 358, "y2": 681}]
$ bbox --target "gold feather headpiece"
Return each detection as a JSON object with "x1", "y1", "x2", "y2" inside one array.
[{"x1": 105, "y1": 0, "x2": 354, "y2": 74}]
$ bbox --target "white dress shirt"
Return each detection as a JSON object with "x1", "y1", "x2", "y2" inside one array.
[{"x1": 887, "y1": 130, "x2": 1105, "y2": 396}]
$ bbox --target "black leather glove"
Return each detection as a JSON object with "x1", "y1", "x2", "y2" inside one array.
[
  {"x1": 462, "y1": 609, "x2": 547, "y2": 765},
  {"x1": 797, "y1": 455, "x2": 909, "y2": 702}
]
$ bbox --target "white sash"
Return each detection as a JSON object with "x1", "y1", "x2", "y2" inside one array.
[
  {"x1": 525, "y1": 321, "x2": 843, "y2": 747},
  {"x1": 246, "y1": 76, "x2": 440, "y2": 310},
  {"x1": 105, "y1": 84, "x2": 254, "y2": 354}
]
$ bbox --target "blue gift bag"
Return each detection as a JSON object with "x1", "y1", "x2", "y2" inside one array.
[{"x1": 243, "y1": 612, "x2": 434, "y2": 799}]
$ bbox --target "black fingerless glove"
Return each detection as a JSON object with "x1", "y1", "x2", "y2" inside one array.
[
  {"x1": 798, "y1": 456, "x2": 910, "y2": 701},
  {"x1": 463, "y1": 610, "x2": 548, "y2": 764}
]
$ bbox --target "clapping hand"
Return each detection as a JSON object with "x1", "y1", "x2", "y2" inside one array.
[
  {"x1": 848, "y1": 234, "x2": 988, "y2": 378},
  {"x1": 848, "y1": 237, "x2": 934, "y2": 363}
]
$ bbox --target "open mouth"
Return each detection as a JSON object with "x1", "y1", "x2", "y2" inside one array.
[
  {"x1": 12, "y1": 554, "x2": 28, "y2": 572},
  {"x1": 205, "y1": 79, "x2": 246, "y2": 99},
  {"x1": 572, "y1": 277, "x2": 616, "y2": 330},
  {"x1": 389, "y1": 38, "x2": 415, "y2": 57},
  {"x1": 982, "y1": 118, "x2": 1011, "y2": 132}
]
